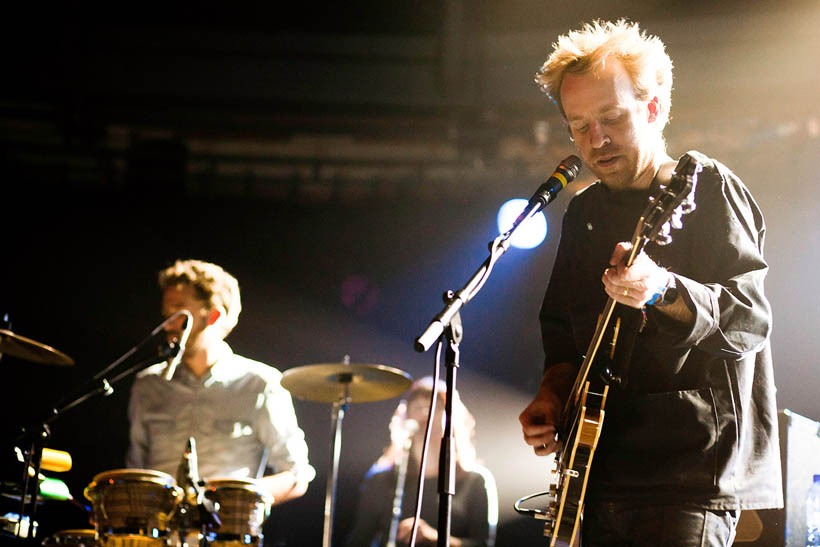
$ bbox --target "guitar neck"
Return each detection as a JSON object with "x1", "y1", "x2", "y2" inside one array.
[
  {"x1": 567, "y1": 232, "x2": 647, "y2": 409},
  {"x1": 542, "y1": 154, "x2": 699, "y2": 547}
]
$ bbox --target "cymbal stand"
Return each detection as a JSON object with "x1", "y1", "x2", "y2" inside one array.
[
  {"x1": 322, "y1": 375, "x2": 351, "y2": 547},
  {"x1": 14, "y1": 424, "x2": 47, "y2": 541}
]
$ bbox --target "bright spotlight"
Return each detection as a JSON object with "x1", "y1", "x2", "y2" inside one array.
[{"x1": 496, "y1": 198, "x2": 548, "y2": 249}]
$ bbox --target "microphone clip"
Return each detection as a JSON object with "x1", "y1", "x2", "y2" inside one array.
[{"x1": 158, "y1": 340, "x2": 178, "y2": 360}]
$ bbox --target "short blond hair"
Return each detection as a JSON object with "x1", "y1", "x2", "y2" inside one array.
[
  {"x1": 159, "y1": 259, "x2": 241, "y2": 336},
  {"x1": 535, "y1": 19, "x2": 674, "y2": 129}
]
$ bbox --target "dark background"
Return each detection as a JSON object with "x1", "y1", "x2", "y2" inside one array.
[{"x1": 2, "y1": 2, "x2": 819, "y2": 545}]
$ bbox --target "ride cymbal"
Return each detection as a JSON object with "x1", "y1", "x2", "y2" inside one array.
[
  {"x1": 281, "y1": 363, "x2": 412, "y2": 403},
  {"x1": 0, "y1": 329, "x2": 74, "y2": 366}
]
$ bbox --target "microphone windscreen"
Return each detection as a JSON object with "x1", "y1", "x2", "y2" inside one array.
[
  {"x1": 561, "y1": 155, "x2": 583, "y2": 180},
  {"x1": 403, "y1": 419, "x2": 420, "y2": 435}
]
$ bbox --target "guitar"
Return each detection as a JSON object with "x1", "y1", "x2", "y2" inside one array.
[{"x1": 542, "y1": 153, "x2": 701, "y2": 546}]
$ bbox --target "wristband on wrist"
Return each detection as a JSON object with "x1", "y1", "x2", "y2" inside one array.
[
  {"x1": 649, "y1": 274, "x2": 678, "y2": 307},
  {"x1": 646, "y1": 288, "x2": 663, "y2": 306}
]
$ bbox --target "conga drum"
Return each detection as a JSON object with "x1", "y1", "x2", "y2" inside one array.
[
  {"x1": 41, "y1": 529, "x2": 98, "y2": 546},
  {"x1": 202, "y1": 479, "x2": 271, "y2": 546},
  {"x1": 84, "y1": 469, "x2": 182, "y2": 546}
]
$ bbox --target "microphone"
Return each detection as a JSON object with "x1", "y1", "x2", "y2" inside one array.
[
  {"x1": 390, "y1": 417, "x2": 420, "y2": 447},
  {"x1": 163, "y1": 310, "x2": 193, "y2": 381},
  {"x1": 403, "y1": 418, "x2": 420, "y2": 436},
  {"x1": 414, "y1": 156, "x2": 583, "y2": 354},
  {"x1": 508, "y1": 155, "x2": 582, "y2": 233},
  {"x1": 177, "y1": 436, "x2": 202, "y2": 504},
  {"x1": 175, "y1": 436, "x2": 222, "y2": 535}
]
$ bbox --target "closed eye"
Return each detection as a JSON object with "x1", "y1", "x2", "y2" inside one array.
[
  {"x1": 601, "y1": 110, "x2": 625, "y2": 124},
  {"x1": 569, "y1": 121, "x2": 589, "y2": 133}
]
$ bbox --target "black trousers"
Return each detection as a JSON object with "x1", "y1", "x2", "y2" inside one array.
[{"x1": 581, "y1": 500, "x2": 740, "y2": 547}]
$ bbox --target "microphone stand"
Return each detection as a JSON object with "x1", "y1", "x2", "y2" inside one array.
[
  {"x1": 12, "y1": 312, "x2": 189, "y2": 542},
  {"x1": 435, "y1": 311, "x2": 461, "y2": 547},
  {"x1": 414, "y1": 197, "x2": 559, "y2": 547}
]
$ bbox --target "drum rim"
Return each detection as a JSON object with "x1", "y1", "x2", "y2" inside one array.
[
  {"x1": 204, "y1": 478, "x2": 273, "y2": 505},
  {"x1": 204, "y1": 478, "x2": 262, "y2": 490},
  {"x1": 89, "y1": 468, "x2": 176, "y2": 485},
  {"x1": 83, "y1": 468, "x2": 182, "y2": 503},
  {"x1": 49, "y1": 528, "x2": 98, "y2": 536}
]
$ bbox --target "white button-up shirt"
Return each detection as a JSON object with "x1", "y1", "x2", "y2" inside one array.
[{"x1": 127, "y1": 342, "x2": 315, "y2": 485}]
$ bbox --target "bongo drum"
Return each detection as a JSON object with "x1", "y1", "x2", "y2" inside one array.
[
  {"x1": 202, "y1": 479, "x2": 271, "y2": 546},
  {"x1": 84, "y1": 469, "x2": 182, "y2": 546}
]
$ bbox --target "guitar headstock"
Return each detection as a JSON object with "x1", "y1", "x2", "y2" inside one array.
[{"x1": 640, "y1": 153, "x2": 701, "y2": 246}]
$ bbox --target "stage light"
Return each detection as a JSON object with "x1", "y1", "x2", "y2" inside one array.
[{"x1": 496, "y1": 198, "x2": 548, "y2": 249}]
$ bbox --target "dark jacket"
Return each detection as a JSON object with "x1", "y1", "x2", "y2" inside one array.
[
  {"x1": 540, "y1": 151, "x2": 783, "y2": 510},
  {"x1": 346, "y1": 461, "x2": 496, "y2": 547}
]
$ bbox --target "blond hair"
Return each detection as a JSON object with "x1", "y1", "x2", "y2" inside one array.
[
  {"x1": 535, "y1": 19, "x2": 673, "y2": 129},
  {"x1": 159, "y1": 259, "x2": 242, "y2": 336}
]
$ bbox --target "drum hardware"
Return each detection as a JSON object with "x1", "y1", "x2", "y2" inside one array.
[
  {"x1": 173, "y1": 437, "x2": 222, "y2": 546},
  {"x1": 282, "y1": 358, "x2": 413, "y2": 547},
  {"x1": 0, "y1": 512, "x2": 37, "y2": 539},
  {"x1": 0, "y1": 317, "x2": 74, "y2": 542},
  {"x1": 40, "y1": 528, "x2": 97, "y2": 546},
  {"x1": 0, "y1": 447, "x2": 74, "y2": 544},
  {"x1": 7, "y1": 311, "x2": 191, "y2": 542}
]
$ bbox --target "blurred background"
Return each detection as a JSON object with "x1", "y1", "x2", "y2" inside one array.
[{"x1": 1, "y1": 1, "x2": 818, "y2": 545}]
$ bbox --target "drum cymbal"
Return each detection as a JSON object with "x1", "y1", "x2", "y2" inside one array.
[
  {"x1": 282, "y1": 363, "x2": 412, "y2": 403},
  {"x1": 0, "y1": 329, "x2": 74, "y2": 366}
]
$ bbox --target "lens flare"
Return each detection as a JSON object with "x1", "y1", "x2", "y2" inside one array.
[{"x1": 497, "y1": 199, "x2": 548, "y2": 249}]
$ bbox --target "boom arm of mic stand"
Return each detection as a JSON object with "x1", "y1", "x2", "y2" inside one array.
[
  {"x1": 13, "y1": 347, "x2": 174, "y2": 538},
  {"x1": 48, "y1": 347, "x2": 176, "y2": 423},
  {"x1": 413, "y1": 199, "x2": 552, "y2": 546},
  {"x1": 12, "y1": 312, "x2": 189, "y2": 540},
  {"x1": 414, "y1": 203, "x2": 544, "y2": 353}
]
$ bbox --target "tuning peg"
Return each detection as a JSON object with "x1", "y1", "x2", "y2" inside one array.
[
  {"x1": 680, "y1": 200, "x2": 697, "y2": 215},
  {"x1": 655, "y1": 233, "x2": 672, "y2": 246}
]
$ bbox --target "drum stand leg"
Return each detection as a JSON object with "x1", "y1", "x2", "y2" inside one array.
[{"x1": 322, "y1": 384, "x2": 350, "y2": 547}]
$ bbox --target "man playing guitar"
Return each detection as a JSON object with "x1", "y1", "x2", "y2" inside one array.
[{"x1": 519, "y1": 20, "x2": 782, "y2": 546}]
